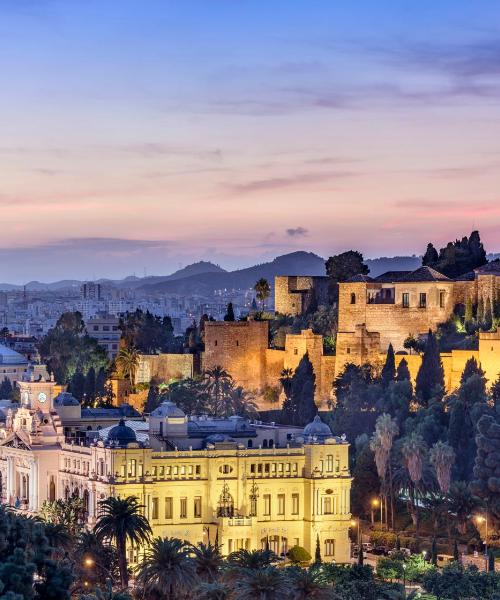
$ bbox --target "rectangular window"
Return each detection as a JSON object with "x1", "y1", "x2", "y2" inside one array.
[
  {"x1": 194, "y1": 496, "x2": 202, "y2": 518},
  {"x1": 265, "y1": 463, "x2": 270, "y2": 474},
  {"x1": 335, "y1": 459, "x2": 340, "y2": 473},
  {"x1": 165, "y1": 497, "x2": 173, "y2": 519},
  {"x1": 129, "y1": 459, "x2": 136, "y2": 477},
  {"x1": 250, "y1": 464, "x2": 256, "y2": 474},
  {"x1": 180, "y1": 497, "x2": 187, "y2": 519},
  {"x1": 195, "y1": 465, "x2": 201, "y2": 475},
  {"x1": 419, "y1": 293, "x2": 427, "y2": 308},
  {"x1": 324, "y1": 497, "x2": 332, "y2": 514},
  {"x1": 402, "y1": 292, "x2": 410, "y2": 308},
  {"x1": 326, "y1": 455, "x2": 333, "y2": 471},
  {"x1": 152, "y1": 497, "x2": 159, "y2": 519},
  {"x1": 263, "y1": 494, "x2": 271, "y2": 516},
  {"x1": 292, "y1": 493, "x2": 299, "y2": 515},
  {"x1": 440, "y1": 291, "x2": 446, "y2": 308},
  {"x1": 277, "y1": 494, "x2": 285, "y2": 515},
  {"x1": 325, "y1": 539, "x2": 335, "y2": 557}
]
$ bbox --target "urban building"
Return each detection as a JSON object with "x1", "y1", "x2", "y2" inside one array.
[
  {"x1": 85, "y1": 314, "x2": 121, "y2": 358},
  {"x1": 0, "y1": 375, "x2": 352, "y2": 565}
]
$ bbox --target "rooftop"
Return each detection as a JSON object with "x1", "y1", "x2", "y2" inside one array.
[{"x1": 0, "y1": 344, "x2": 29, "y2": 365}]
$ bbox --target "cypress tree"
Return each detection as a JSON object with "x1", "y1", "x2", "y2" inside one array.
[
  {"x1": 460, "y1": 357, "x2": 485, "y2": 385},
  {"x1": 464, "y1": 297, "x2": 474, "y2": 333},
  {"x1": 288, "y1": 353, "x2": 317, "y2": 426},
  {"x1": 477, "y1": 296, "x2": 485, "y2": 325},
  {"x1": 0, "y1": 377, "x2": 13, "y2": 400},
  {"x1": 84, "y1": 366, "x2": 96, "y2": 401},
  {"x1": 415, "y1": 331, "x2": 445, "y2": 406},
  {"x1": 491, "y1": 374, "x2": 500, "y2": 409},
  {"x1": 314, "y1": 534, "x2": 322, "y2": 566},
  {"x1": 396, "y1": 358, "x2": 411, "y2": 382},
  {"x1": 144, "y1": 384, "x2": 160, "y2": 413},
  {"x1": 70, "y1": 370, "x2": 85, "y2": 400},
  {"x1": 484, "y1": 297, "x2": 493, "y2": 331},
  {"x1": 381, "y1": 344, "x2": 396, "y2": 388},
  {"x1": 224, "y1": 302, "x2": 235, "y2": 322},
  {"x1": 453, "y1": 539, "x2": 460, "y2": 562},
  {"x1": 396, "y1": 536, "x2": 401, "y2": 551},
  {"x1": 489, "y1": 549, "x2": 495, "y2": 572},
  {"x1": 431, "y1": 537, "x2": 438, "y2": 566}
]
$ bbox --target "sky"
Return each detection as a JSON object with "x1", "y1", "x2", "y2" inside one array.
[{"x1": 1, "y1": 0, "x2": 500, "y2": 283}]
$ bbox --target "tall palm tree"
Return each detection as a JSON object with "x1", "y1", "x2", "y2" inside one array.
[
  {"x1": 254, "y1": 278, "x2": 271, "y2": 311},
  {"x1": 190, "y1": 541, "x2": 223, "y2": 583},
  {"x1": 203, "y1": 366, "x2": 233, "y2": 416},
  {"x1": 116, "y1": 346, "x2": 140, "y2": 389},
  {"x1": 94, "y1": 495, "x2": 151, "y2": 589},
  {"x1": 232, "y1": 566, "x2": 289, "y2": 600},
  {"x1": 401, "y1": 433, "x2": 428, "y2": 533},
  {"x1": 137, "y1": 537, "x2": 196, "y2": 599},
  {"x1": 429, "y1": 441, "x2": 455, "y2": 494},
  {"x1": 370, "y1": 413, "x2": 399, "y2": 529}
]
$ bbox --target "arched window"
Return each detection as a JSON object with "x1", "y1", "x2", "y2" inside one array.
[
  {"x1": 268, "y1": 439, "x2": 274, "y2": 449},
  {"x1": 263, "y1": 440, "x2": 268, "y2": 448},
  {"x1": 217, "y1": 482, "x2": 234, "y2": 517},
  {"x1": 247, "y1": 439, "x2": 253, "y2": 448},
  {"x1": 83, "y1": 489, "x2": 89, "y2": 514},
  {"x1": 49, "y1": 477, "x2": 56, "y2": 502},
  {"x1": 350, "y1": 293, "x2": 356, "y2": 305}
]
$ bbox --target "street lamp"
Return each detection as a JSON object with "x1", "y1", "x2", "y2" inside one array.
[
  {"x1": 350, "y1": 518, "x2": 361, "y2": 552},
  {"x1": 371, "y1": 498, "x2": 380, "y2": 526},
  {"x1": 83, "y1": 556, "x2": 114, "y2": 583},
  {"x1": 402, "y1": 563, "x2": 407, "y2": 600},
  {"x1": 475, "y1": 514, "x2": 489, "y2": 568}
]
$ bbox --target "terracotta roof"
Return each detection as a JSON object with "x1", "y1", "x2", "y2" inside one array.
[
  {"x1": 374, "y1": 271, "x2": 411, "y2": 283},
  {"x1": 396, "y1": 266, "x2": 450, "y2": 282},
  {"x1": 475, "y1": 260, "x2": 500, "y2": 275}
]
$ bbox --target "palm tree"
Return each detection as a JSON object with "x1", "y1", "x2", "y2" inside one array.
[
  {"x1": 197, "y1": 582, "x2": 230, "y2": 600},
  {"x1": 401, "y1": 433, "x2": 428, "y2": 533},
  {"x1": 190, "y1": 541, "x2": 223, "y2": 583},
  {"x1": 43, "y1": 522, "x2": 74, "y2": 559},
  {"x1": 288, "y1": 567, "x2": 332, "y2": 599},
  {"x1": 429, "y1": 441, "x2": 455, "y2": 494},
  {"x1": 116, "y1": 346, "x2": 139, "y2": 389},
  {"x1": 232, "y1": 566, "x2": 289, "y2": 600},
  {"x1": 76, "y1": 530, "x2": 118, "y2": 586},
  {"x1": 226, "y1": 548, "x2": 279, "y2": 571},
  {"x1": 203, "y1": 366, "x2": 233, "y2": 416},
  {"x1": 136, "y1": 537, "x2": 196, "y2": 599},
  {"x1": 227, "y1": 386, "x2": 259, "y2": 419},
  {"x1": 254, "y1": 278, "x2": 271, "y2": 311},
  {"x1": 280, "y1": 368, "x2": 294, "y2": 401},
  {"x1": 370, "y1": 413, "x2": 399, "y2": 529},
  {"x1": 94, "y1": 495, "x2": 151, "y2": 589}
]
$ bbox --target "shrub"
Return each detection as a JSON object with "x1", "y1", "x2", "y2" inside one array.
[
  {"x1": 287, "y1": 546, "x2": 312, "y2": 565},
  {"x1": 377, "y1": 558, "x2": 404, "y2": 581},
  {"x1": 369, "y1": 531, "x2": 397, "y2": 548}
]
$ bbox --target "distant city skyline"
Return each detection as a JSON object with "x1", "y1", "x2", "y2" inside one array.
[{"x1": 1, "y1": 0, "x2": 500, "y2": 282}]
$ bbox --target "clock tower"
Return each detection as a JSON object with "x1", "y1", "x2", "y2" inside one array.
[{"x1": 17, "y1": 375, "x2": 65, "y2": 413}]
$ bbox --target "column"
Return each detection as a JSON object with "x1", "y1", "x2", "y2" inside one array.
[{"x1": 29, "y1": 461, "x2": 36, "y2": 510}]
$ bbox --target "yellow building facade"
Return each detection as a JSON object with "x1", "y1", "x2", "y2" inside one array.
[{"x1": 0, "y1": 378, "x2": 352, "y2": 565}]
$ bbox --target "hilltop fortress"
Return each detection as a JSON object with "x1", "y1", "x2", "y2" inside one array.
[{"x1": 137, "y1": 262, "x2": 500, "y2": 409}]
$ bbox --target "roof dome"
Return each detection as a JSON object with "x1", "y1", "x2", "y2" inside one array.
[
  {"x1": 0, "y1": 344, "x2": 28, "y2": 365},
  {"x1": 303, "y1": 415, "x2": 332, "y2": 438},
  {"x1": 107, "y1": 419, "x2": 137, "y2": 445},
  {"x1": 54, "y1": 392, "x2": 80, "y2": 407},
  {"x1": 150, "y1": 401, "x2": 185, "y2": 419}
]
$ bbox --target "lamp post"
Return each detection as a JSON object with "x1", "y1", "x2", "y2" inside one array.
[
  {"x1": 371, "y1": 498, "x2": 380, "y2": 526},
  {"x1": 402, "y1": 562, "x2": 407, "y2": 599},
  {"x1": 83, "y1": 557, "x2": 114, "y2": 584},
  {"x1": 351, "y1": 518, "x2": 362, "y2": 562},
  {"x1": 475, "y1": 514, "x2": 489, "y2": 569}
]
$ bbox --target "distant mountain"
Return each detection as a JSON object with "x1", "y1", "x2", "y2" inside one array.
[
  {"x1": 139, "y1": 251, "x2": 326, "y2": 295},
  {"x1": 365, "y1": 256, "x2": 421, "y2": 277}
]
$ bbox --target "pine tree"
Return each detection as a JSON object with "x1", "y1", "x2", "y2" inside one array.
[
  {"x1": 460, "y1": 357, "x2": 485, "y2": 386},
  {"x1": 381, "y1": 344, "x2": 396, "y2": 388},
  {"x1": 224, "y1": 302, "x2": 235, "y2": 322},
  {"x1": 396, "y1": 358, "x2": 411, "y2": 382},
  {"x1": 415, "y1": 331, "x2": 445, "y2": 406}
]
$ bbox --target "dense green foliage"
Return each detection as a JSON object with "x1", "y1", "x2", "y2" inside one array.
[
  {"x1": 119, "y1": 309, "x2": 179, "y2": 353},
  {"x1": 422, "y1": 230, "x2": 487, "y2": 278},
  {"x1": 282, "y1": 353, "x2": 318, "y2": 426},
  {"x1": 325, "y1": 250, "x2": 369, "y2": 303},
  {"x1": 38, "y1": 312, "x2": 109, "y2": 384}
]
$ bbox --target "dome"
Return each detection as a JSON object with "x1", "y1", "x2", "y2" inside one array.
[
  {"x1": 150, "y1": 401, "x2": 185, "y2": 419},
  {"x1": 54, "y1": 392, "x2": 80, "y2": 407},
  {"x1": 303, "y1": 415, "x2": 332, "y2": 438},
  {"x1": 107, "y1": 419, "x2": 137, "y2": 445},
  {"x1": 0, "y1": 344, "x2": 28, "y2": 365}
]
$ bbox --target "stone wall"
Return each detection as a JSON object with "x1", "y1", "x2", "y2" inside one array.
[
  {"x1": 136, "y1": 353, "x2": 195, "y2": 385},
  {"x1": 275, "y1": 275, "x2": 329, "y2": 316},
  {"x1": 203, "y1": 320, "x2": 269, "y2": 391}
]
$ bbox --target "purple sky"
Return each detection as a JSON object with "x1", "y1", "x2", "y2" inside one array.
[{"x1": 1, "y1": 1, "x2": 500, "y2": 282}]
